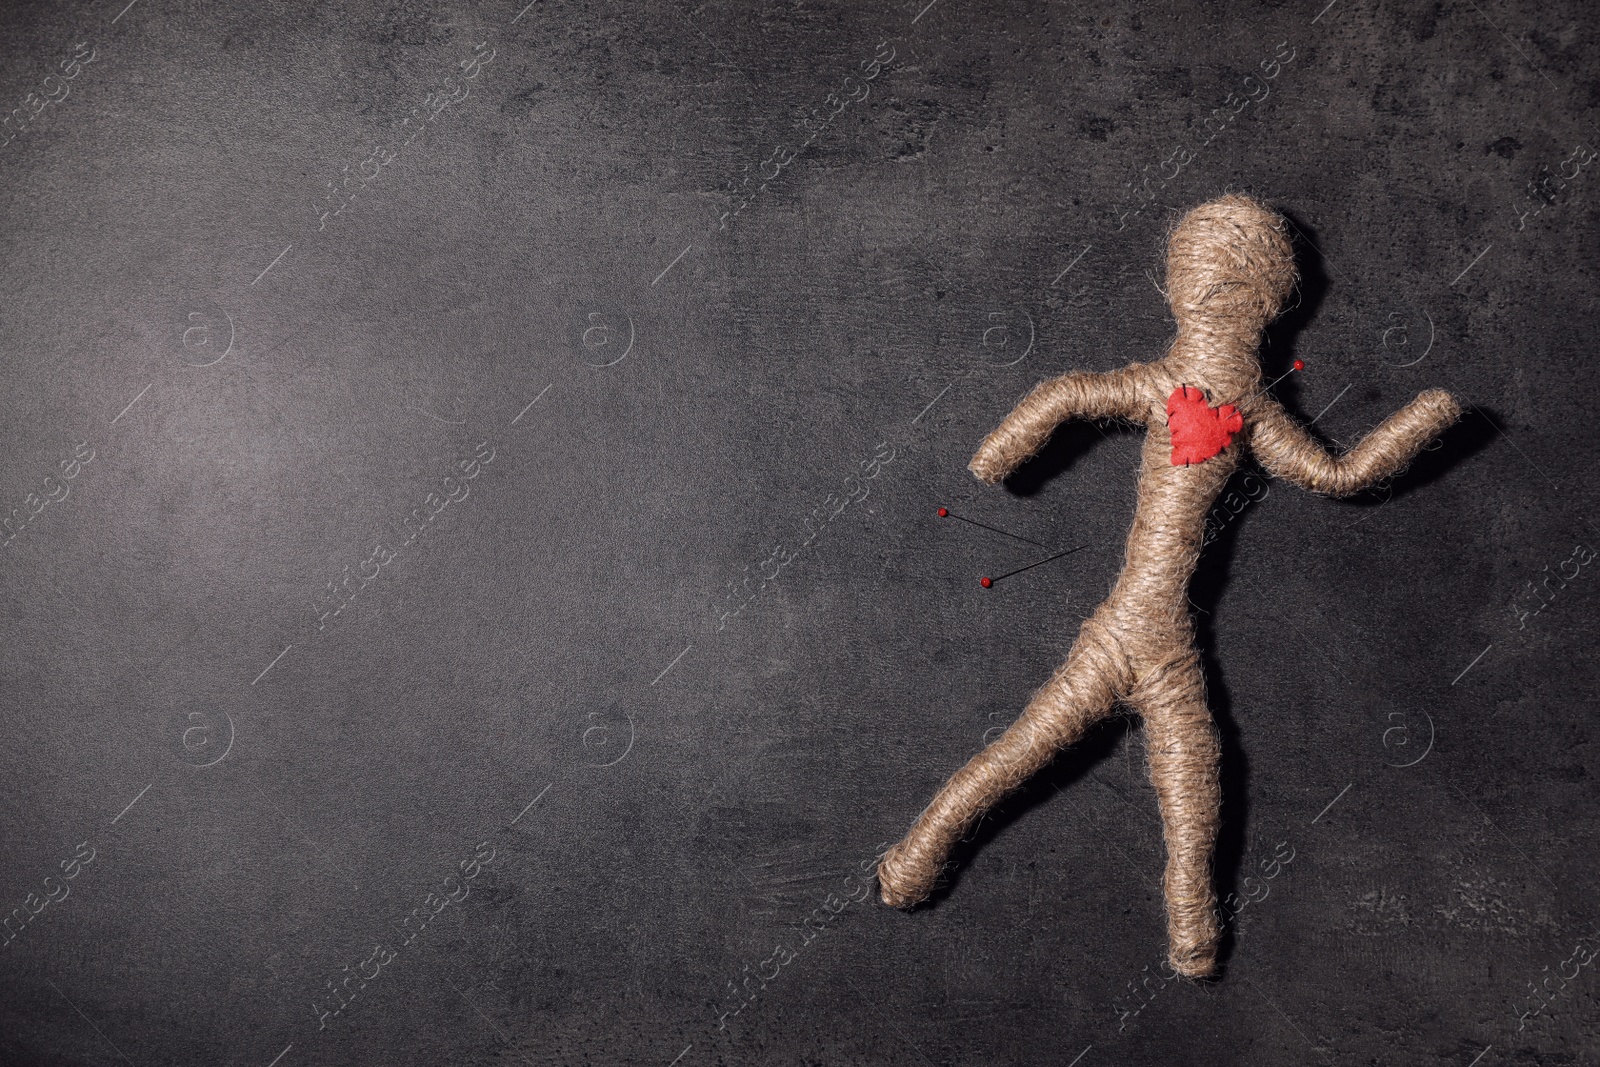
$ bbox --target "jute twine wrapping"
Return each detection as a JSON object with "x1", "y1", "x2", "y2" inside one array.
[{"x1": 878, "y1": 194, "x2": 1463, "y2": 978}]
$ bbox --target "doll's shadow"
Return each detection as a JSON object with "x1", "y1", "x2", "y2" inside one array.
[
  {"x1": 1263, "y1": 206, "x2": 1333, "y2": 401},
  {"x1": 1324, "y1": 404, "x2": 1497, "y2": 511},
  {"x1": 1186, "y1": 482, "x2": 1252, "y2": 977},
  {"x1": 915, "y1": 714, "x2": 1136, "y2": 906},
  {"x1": 1001, "y1": 419, "x2": 1127, "y2": 497},
  {"x1": 1267, "y1": 209, "x2": 1493, "y2": 504}
]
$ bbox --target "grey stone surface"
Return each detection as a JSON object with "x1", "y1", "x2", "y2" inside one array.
[{"x1": 0, "y1": 0, "x2": 1596, "y2": 1063}]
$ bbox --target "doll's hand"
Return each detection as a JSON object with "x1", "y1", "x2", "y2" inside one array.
[{"x1": 968, "y1": 441, "x2": 1018, "y2": 485}]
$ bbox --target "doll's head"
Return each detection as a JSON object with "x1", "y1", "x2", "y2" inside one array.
[{"x1": 1164, "y1": 194, "x2": 1297, "y2": 340}]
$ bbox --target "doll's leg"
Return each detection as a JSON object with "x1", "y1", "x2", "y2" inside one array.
[
  {"x1": 1131, "y1": 650, "x2": 1223, "y2": 978},
  {"x1": 878, "y1": 618, "x2": 1128, "y2": 907}
]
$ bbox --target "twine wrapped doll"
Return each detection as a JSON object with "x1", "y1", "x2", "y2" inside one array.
[{"x1": 878, "y1": 194, "x2": 1462, "y2": 977}]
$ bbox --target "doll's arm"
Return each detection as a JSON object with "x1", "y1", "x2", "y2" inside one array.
[
  {"x1": 1248, "y1": 389, "x2": 1462, "y2": 497},
  {"x1": 969, "y1": 363, "x2": 1151, "y2": 484}
]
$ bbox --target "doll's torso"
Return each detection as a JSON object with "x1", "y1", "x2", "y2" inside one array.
[{"x1": 1097, "y1": 335, "x2": 1260, "y2": 650}]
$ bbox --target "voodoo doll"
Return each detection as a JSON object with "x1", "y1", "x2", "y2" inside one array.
[{"x1": 877, "y1": 194, "x2": 1462, "y2": 977}]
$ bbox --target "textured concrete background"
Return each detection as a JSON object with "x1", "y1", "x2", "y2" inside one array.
[{"x1": 0, "y1": 0, "x2": 1596, "y2": 1063}]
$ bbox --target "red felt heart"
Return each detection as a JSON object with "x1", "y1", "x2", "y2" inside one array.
[{"x1": 1167, "y1": 385, "x2": 1243, "y2": 466}]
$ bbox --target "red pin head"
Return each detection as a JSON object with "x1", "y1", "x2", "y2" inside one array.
[
  {"x1": 1293, "y1": 359, "x2": 1305, "y2": 371},
  {"x1": 937, "y1": 507, "x2": 949, "y2": 517},
  {"x1": 979, "y1": 576, "x2": 993, "y2": 588}
]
